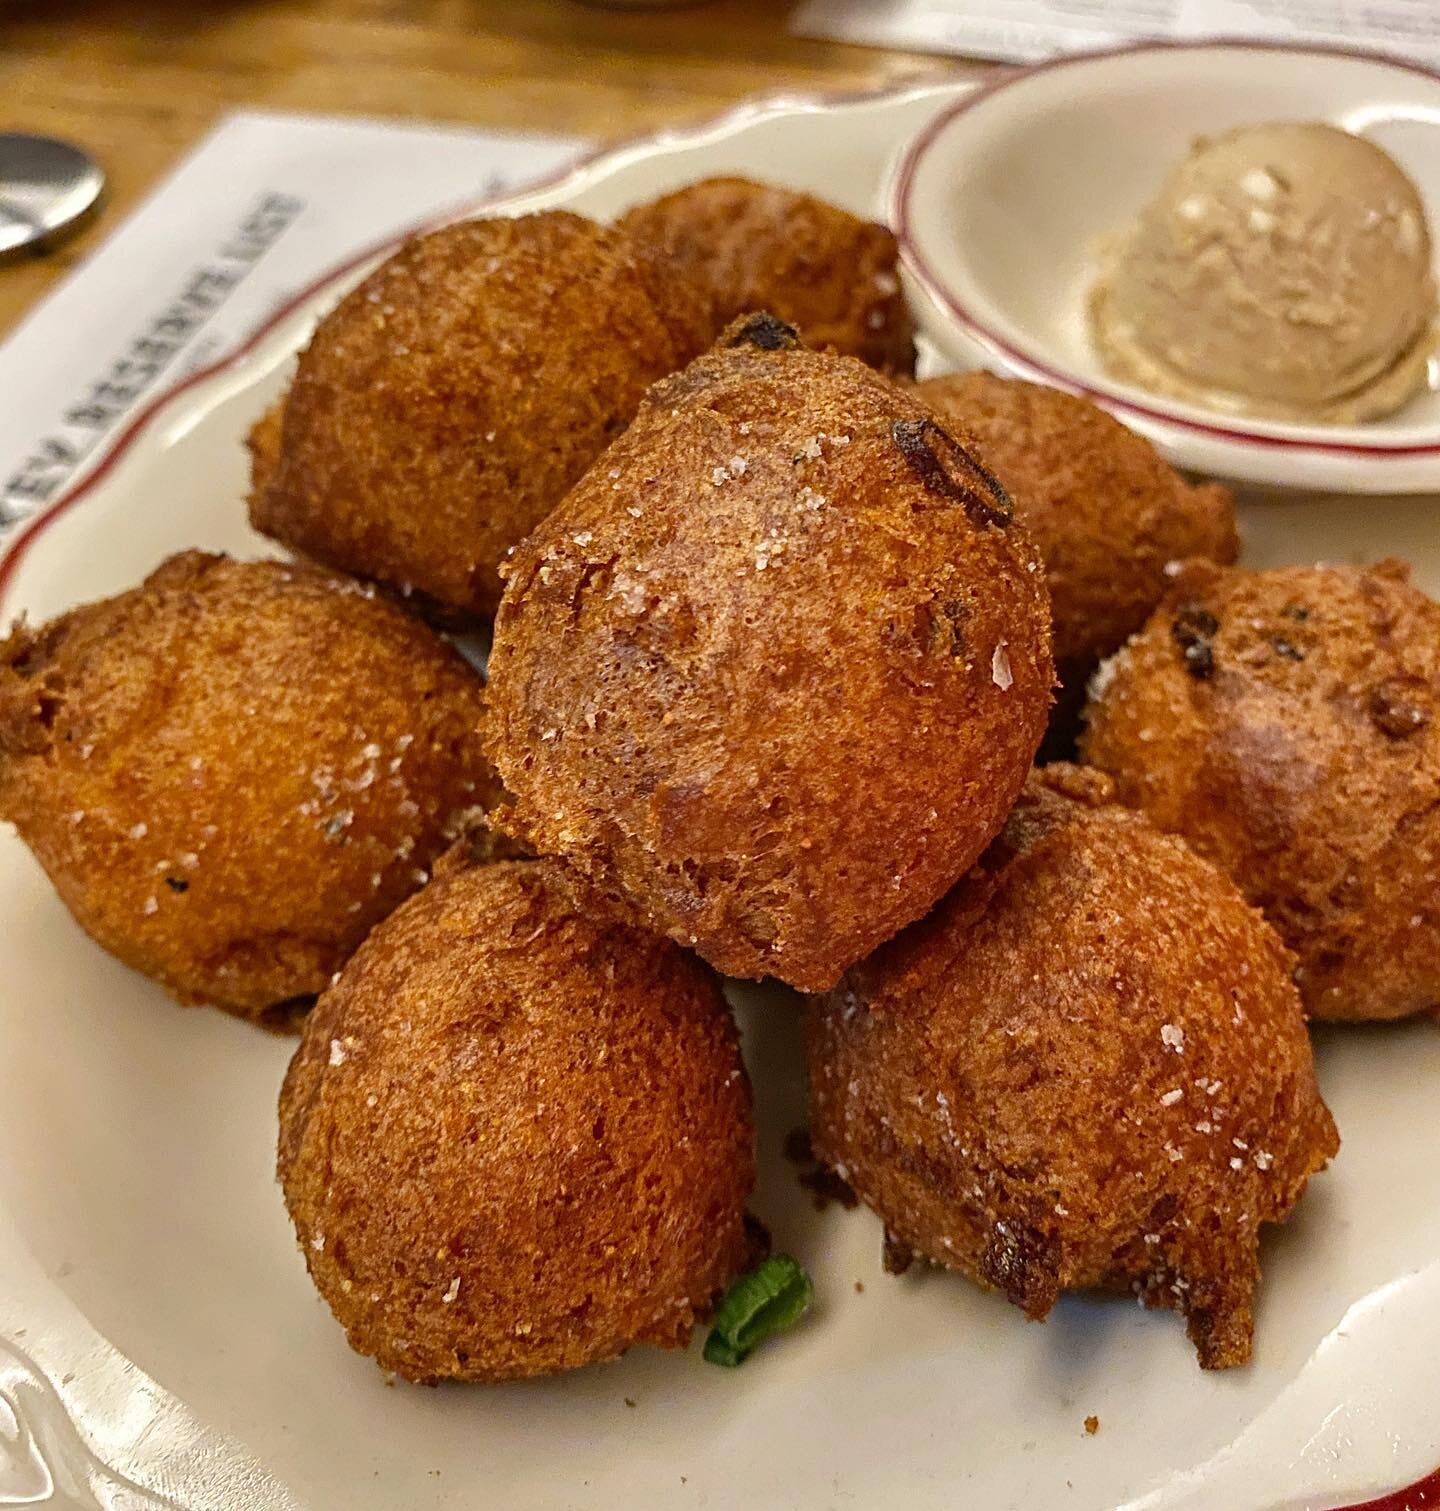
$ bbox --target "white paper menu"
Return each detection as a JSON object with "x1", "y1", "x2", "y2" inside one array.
[
  {"x1": 0, "y1": 111, "x2": 582, "y2": 539},
  {"x1": 792, "y1": 0, "x2": 1440, "y2": 67}
]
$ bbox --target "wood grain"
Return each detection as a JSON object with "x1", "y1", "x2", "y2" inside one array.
[{"x1": 0, "y1": 0, "x2": 988, "y2": 335}]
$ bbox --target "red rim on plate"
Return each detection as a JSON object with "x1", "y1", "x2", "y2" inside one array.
[
  {"x1": 890, "y1": 37, "x2": 1440, "y2": 460},
  {"x1": 0, "y1": 65, "x2": 1438, "y2": 1511}
]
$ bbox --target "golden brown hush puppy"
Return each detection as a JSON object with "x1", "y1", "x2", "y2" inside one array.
[
  {"x1": 0, "y1": 551, "x2": 497, "y2": 1026},
  {"x1": 277, "y1": 854, "x2": 755, "y2": 1383},
  {"x1": 914, "y1": 372, "x2": 1238, "y2": 670},
  {"x1": 807, "y1": 765, "x2": 1337, "y2": 1371},
  {"x1": 619, "y1": 177, "x2": 916, "y2": 375},
  {"x1": 249, "y1": 212, "x2": 714, "y2": 619},
  {"x1": 1082, "y1": 558, "x2": 1440, "y2": 1022},
  {"x1": 484, "y1": 315, "x2": 1054, "y2": 993}
]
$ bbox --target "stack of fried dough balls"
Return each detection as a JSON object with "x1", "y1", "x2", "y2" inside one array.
[
  {"x1": 249, "y1": 211, "x2": 714, "y2": 619},
  {"x1": 484, "y1": 315, "x2": 1055, "y2": 992},
  {"x1": 3, "y1": 171, "x2": 1386, "y2": 1392},
  {"x1": 619, "y1": 177, "x2": 916, "y2": 375},
  {"x1": 278, "y1": 851, "x2": 756, "y2": 1382},
  {"x1": 0, "y1": 551, "x2": 497, "y2": 1026},
  {"x1": 808, "y1": 765, "x2": 1338, "y2": 1369},
  {"x1": 916, "y1": 372, "x2": 1238, "y2": 750},
  {"x1": 1083, "y1": 557, "x2": 1440, "y2": 1021}
]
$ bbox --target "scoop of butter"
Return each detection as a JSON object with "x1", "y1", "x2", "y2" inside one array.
[{"x1": 1088, "y1": 122, "x2": 1437, "y2": 424}]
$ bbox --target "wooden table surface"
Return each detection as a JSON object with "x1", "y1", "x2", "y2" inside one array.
[{"x1": 0, "y1": 0, "x2": 989, "y2": 336}]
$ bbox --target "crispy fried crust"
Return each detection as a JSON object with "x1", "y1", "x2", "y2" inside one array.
[
  {"x1": 1082, "y1": 558, "x2": 1440, "y2": 1021},
  {"x1": 245, "y1": 399, "x2": 284, "y2": 506},
  {"x1": 0, "y1": 551, "x2": 497, "y2": 1024},
  {"x1": 915, "y1": 372, "x2": 1238, "y2": 668},
  {"x1": 277, "y1": 856, "x2": 755, "y2": 1382},
  {"x1": 249, "y1": 212, "x2": 714, "y2": 619},
  {"x1": 484, "y1": 319, "x2": 1054, "y2": 991},
  {"x1": 807, "y1": 765, "x2": 1338, "y2": 1370},
  {"x1": 620, "y1": 177, "x2": 916, "y2": 375}
]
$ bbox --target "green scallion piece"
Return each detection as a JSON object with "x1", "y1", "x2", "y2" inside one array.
[{"x1": 703, "y1": 1254, "x2": 814, "y2": 1367}]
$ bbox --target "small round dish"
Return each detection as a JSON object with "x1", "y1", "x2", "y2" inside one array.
[{"x1": 890, "y1": 42, "x2": 1440, "y2": 494}]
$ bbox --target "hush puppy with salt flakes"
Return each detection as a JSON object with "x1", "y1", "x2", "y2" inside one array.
[
  {"x1": 619, "y1": 176, "x2": 916, "y2": 374},
  {"x1": 0, "y1": 551, "x2": 497, "y2": 1026},
  {"x1": 1082, "y1": 558, "x2": 1440, "y2": 1022},
  {"x1": 249, "y1": 211, "x2": 713, "y2": 619},
  {"x1": 485, "y1": 315, "x2": 1053, "y2": 993},
  {"x1": 278, "y1": 852, "x2": 755, "y2": 1383},
  {"x1": 914, "y1": 373, "x2": 1238, "y2": 673},
  {"x1": 807, "y1": 765, "x2": 1337, "y2": 1370}
]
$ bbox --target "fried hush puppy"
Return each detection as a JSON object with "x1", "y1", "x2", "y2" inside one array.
[
  {"x1": 485, "y1": 315, "x2": 1054, "y2": 992},
  {"x1": 0, "y1": 551, "x2": 497, "y2": 1025},
  {"x1": 1082, "y1": 558, "x2": 1440, "y2": 1022},
  {"x1": 807, "y1": 765, "x2": 1338, "y2": 1370},
  {"x1": 278, "y1": 854, "x2": 755, "y2": 1383},
  {"x1": 915, "y1": 372, "x2": 1238, "y2": 670},
  {"x1": 250, "y1": 211, "x2": 714, "y2": 619},
  {"x1": 619, "y1": 177, "x2": 916, "y2": 375}
]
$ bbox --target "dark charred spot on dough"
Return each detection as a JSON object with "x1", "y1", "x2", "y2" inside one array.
[
  {"x1": 1147, "y1": 1191, "x2": 1180, "y2": 1231},
  {"x1": 929, "y1": 598, "x2": 971, "y2": 658},
  {"x1": 40, "y1": 682, "x2": 68, "y2": 724},
  {"x1": 1281, "y1": 602, "x2": 1310, "y2": 622},
  {"x1": 980, "y1": 1218, "x2": 1061, "y2": 1318},
  {"x1": 2, "y1": 617, "x2": 73, "y2": 721},
  {"x1": 1170, "y1": 603, "x2": 1219, "y2": 680},
  {"x1": 882, "y1": 1228, "x2": 917, "y2": 1276},
  {"x1": 890, "y1": 417, "x2": 1012, "y2": 529},
  {"x1": 0, "y1": 628, "x2": 70, "y2": 757},
  {"x1": 1369, "y1": 676, "x2": 1431, "y2": 739},
  {"x1": 571, "y1": 557, "x2": 619, "y2": 605},
  {"x1": 724, "y1": 312, "x2": 800, "y2": 351},
  {"x1": 6, "y1": 631, "x2": 46, "y2": 680},
  {"x1": 883, "y1": 596, "x2": 971, "y2": 662},
  {"x1": 1269, "y1": 636, "x2": 1305, "y2": 662},
  {"x1": 28, "y1": 679, "x2": 66, "y2": 735},
  {"x1": 164, "y1": 876, "x2": 189, "y2": 894}
]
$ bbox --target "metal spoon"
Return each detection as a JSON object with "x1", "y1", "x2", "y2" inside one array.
[{"x1": 0, "y1": 134, "x2": 105, "y2": 262}]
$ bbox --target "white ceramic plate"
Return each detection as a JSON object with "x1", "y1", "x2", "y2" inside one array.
[
  {"x1": 892, "y1": 42, "x2": 1440, "y2": 494},
  {"x1": 4, "y1": 77, "x2": 1440, "y2": 1511}
]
